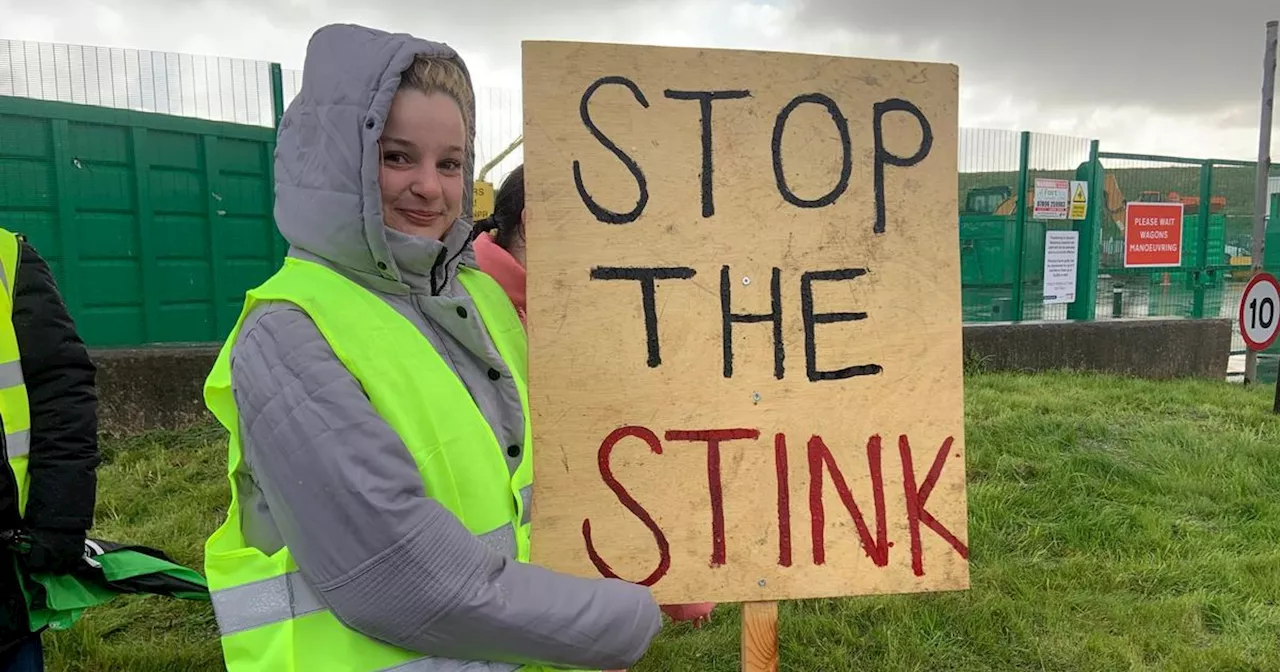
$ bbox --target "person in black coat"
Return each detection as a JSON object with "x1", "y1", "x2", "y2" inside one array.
[{"x1": 0, "y1": 236, "x2": 99, "y2": 671}]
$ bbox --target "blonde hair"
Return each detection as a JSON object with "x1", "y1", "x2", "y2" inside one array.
[{"x1": 399, "y1": 55, "x2": 474, "y2": 152}]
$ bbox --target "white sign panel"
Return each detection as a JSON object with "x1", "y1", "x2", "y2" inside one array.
[
  {"x1": 1043, "y1": 230, "x2": 1079, "y2": 305},
  {"x1": 1034, "y1": 178, "x2": 1069, "y2": 220}
]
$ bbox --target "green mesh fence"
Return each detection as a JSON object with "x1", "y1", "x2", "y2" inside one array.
[
  {"x1": 958, "y1": 128, "x2": 1021, "y2": 322},
  {"x1": 1095, "y1": 155, "x2": 1208, "y2": 320},
  {"x1": 1095, "y1": 156, "x2": 1263, "y2": 327},
  {"x1": 958, "y1": 129, "x2": 1092, "y2": 323},
  {"x1": 1022, "y1": 133, "x2": 1094, "y2": 321}
]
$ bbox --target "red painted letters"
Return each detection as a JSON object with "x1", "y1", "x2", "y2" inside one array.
[
  {"x1": 807, "y1": 434, "x2": 889, "y2": 566},
  {"x1": 663, "y1": 429, "x2": 760, "y2": 566},
  {"x1": 774, "y1": 432, "x2": 792, "y2": 567},
  {"x1": 582, "y1": 425, "x2": 671, "y2": 585},
  {"x1": 899, "y1": 434, "x2": 969, "y2": 576},
  {"x1": 583, "y1": 425, "x2": 963, "y2": 585}
]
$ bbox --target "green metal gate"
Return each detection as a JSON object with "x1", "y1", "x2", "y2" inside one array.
[
  {"x1": 0, "y1": 94, "x2": 287, "y2": 347},
  {"x1": 1094, "y1": 152, "x2": 1256, "y2": 323}
]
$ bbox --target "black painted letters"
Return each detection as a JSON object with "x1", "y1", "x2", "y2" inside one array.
[
  {"x1": 801, "y1": 269, "x2": 883, "y2": 381},
  {"x1": 574, "y1": 76, "x2": 651, "y2": 224},
  {"x1": 771, "y1": 93, "x2": 853, "y2": 209},
  {"x1": 573, "y1": 77, "x2": 933, "y2": 230},
  {"x1": 720, "y1": 265, "x2": 784, "y2": 379},
  {"x1": 590, "y1": 266, "x2": 697, "y2": 367},
  {"x1": 872, "y1": 98, "x2": 933, "y2": 234},
  {"x1": 575, "y1": 79, "x2": 927, "y2": 382},
  {"x1": 663, "y1": 89, "x2": 752, "y2": 218}
]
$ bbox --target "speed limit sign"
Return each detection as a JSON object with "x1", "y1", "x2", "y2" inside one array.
[{"x1": 1239, "y1": 272, "x2": 1280, "y2": 351}]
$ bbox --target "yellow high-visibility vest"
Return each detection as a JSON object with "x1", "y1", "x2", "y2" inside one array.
[
  {"x1": 0, "y1": 229, "x2": 31, "y2": 517},
  {"x1": 203, "y1": 256, "x2": 575, "y2": 672}
]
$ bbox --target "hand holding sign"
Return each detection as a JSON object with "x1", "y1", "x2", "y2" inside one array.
[{"x1": 523, "y1": 42, "x2": 968, "y2": 611}]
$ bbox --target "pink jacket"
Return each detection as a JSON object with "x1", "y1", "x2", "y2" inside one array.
[{"x1": 472, "y1": 233, "x2": 526, "y2": 326}]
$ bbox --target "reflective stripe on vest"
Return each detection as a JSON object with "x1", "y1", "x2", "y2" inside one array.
[
  {"x1": 211, "y1": 570, "x2": 524, "y2": 671},
  {"x1": 202, "y1": 258, "x2": 551, "y2": 672},
  {"x1": 0, "y1": 362, "x2": 30, "y2": 460},
  {"x1": 0, "y1": 229, "x2": 31, "y2": 517}
]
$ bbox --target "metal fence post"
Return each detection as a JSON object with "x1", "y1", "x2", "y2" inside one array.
[
  {"x1": 268, "y1": 63, "x2": 287, "y2": 264},
  {"x1": 1011, "y1": 131, "x2": 1031, "y2": 321},
  {"x1": 1247, "y1": 20, "x2": 1278, "y2": 384},
  {"x1": 270, "y1": 63, "x2": 286, "y2": 130},
  {"x1": 1067, "y1": 140, "x2": 1102, "y2": 320},
  {"x1": 1192, "y1": 161, "x2": 1214, "y2": 318}
]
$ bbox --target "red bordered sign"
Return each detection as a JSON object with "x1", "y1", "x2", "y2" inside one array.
[{"x1": 1238, "y1": 272, "x2": 1280, "y2": 351}]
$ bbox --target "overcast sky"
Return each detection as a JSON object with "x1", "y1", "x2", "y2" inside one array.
[{"x1": 1, "y1": 0, "x2": 1277, "y2": 176}]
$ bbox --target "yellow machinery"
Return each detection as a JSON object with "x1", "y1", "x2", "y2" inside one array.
[{"x1": 472, "y1": 134, "x2": 523, "y2": 221}]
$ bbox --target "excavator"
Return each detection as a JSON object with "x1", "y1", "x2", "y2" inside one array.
[{"x1": 1138, "y1": 190, "x2": 1227, "y2": 214}]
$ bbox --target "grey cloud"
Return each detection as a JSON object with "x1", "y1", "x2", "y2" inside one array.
[
  {"x1": 196, "y1": 0, "x2": 663, "y2": 41},
  {"x1": 795, "y1": 0, "x2": 1277, "y2": 121},
  {"x1": 125, "y1": 0, "x2": 685, "y2": 82}
]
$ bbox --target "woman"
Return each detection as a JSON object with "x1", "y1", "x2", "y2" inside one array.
[
  {"x1": 474, "y1": 166, "x2": 717, "y2": 629},
  {"x1": 200, "y1": 23, "x2": 661, "y2": 672},
  {"x1": 473, "y1": 164, "x2": 527, "y2": 325}
]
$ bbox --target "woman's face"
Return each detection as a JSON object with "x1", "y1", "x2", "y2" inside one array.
[{"x1": 378, "y1": 89, "x2": 466, "y2": 240}]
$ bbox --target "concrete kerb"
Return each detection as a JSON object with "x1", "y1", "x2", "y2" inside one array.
[
  {"x1": 92, "y1": 345, "x2": 222, "y2": 439},
  {"x1": 961, "y1": 317, "x2": 1231, "y2": 379}
]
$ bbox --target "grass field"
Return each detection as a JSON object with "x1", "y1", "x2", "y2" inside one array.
[{"x1": 38, "y1": 372, "x2": 1280, "y2": 672}]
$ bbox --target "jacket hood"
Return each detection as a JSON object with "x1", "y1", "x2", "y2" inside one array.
[{"x1": 274, "y1": 23, "x2": 477, "y2": 295}]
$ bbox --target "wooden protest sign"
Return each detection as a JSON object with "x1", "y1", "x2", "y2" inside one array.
[{"x1": 522, "y1": 41, "x2": 968, "y2": 610}]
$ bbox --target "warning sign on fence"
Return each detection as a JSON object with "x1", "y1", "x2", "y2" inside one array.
[
  {"x1": 1124, "y1": 202, "x2": 1183, "y2": 267},
  {"x1": 1034, "y1": 178, "x2": 1069, "y2": 220},
  {"x1": 522, "y1": 40, "x2": 970, "y2": 606},
  {"x1": 1068, "y1": 180, "x2": 1088, "y2": 220},
  {"x1": 1043, "y1": 230, "x2": 1079, "y2": 304}
]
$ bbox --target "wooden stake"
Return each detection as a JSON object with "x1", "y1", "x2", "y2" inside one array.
[{"x1": 740, "y1": 601, "x2": 779, "y2": 672}]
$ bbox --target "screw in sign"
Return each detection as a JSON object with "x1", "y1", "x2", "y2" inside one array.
[{"x1": 1239, "y1": 272, "x2": 1280, "y2": 351}]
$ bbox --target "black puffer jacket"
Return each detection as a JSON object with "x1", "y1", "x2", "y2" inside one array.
[{"x1": 0, "y1": 238, "x2": 99, "y2": 653}]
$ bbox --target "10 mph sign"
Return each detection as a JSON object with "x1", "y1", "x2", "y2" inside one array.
[{"x1": 1239, "y1": 272, "x2": 1280, "y2": 351}]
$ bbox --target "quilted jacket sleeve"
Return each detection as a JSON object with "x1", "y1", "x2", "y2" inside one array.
[{"x1": 228, "y1": 301, "x2": 661, "y2": 670}]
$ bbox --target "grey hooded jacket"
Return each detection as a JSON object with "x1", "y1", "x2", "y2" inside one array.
[{"x1": 225, "y1": 24, "x2": 662, "y2": 670}]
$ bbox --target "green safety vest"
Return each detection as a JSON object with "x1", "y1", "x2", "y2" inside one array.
[
  {"x1": 203, "y1": 256, "x2": 577, "y2": 672},
  {"x1": 0, "y1": 230, "x2": 210, "y2": 637},
  {"x1": 0, "y1": 228, "x2": 31, "y2": 518},
  {"x1": 0, "y1": 227, "x2": 31, "y2": 642}
]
